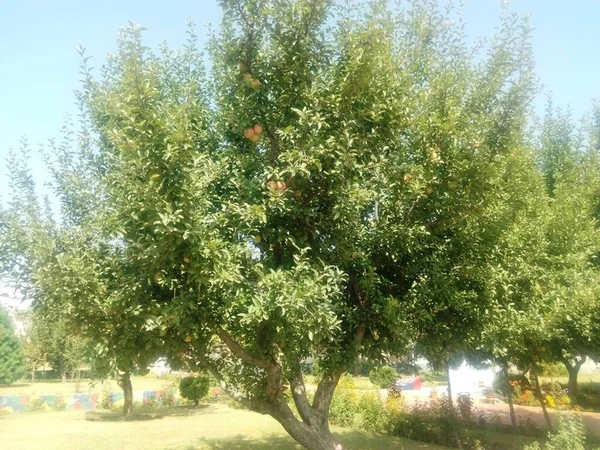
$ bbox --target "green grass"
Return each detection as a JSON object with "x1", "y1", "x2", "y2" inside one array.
[
  {"x1": 540, "y1": 373, "x2": 600, "y2": 385},
  {"x1": 0, "y1": 403, "x2": 449, "y2": 449},
  {"x1": 352, "y1": 376, "x2": 379, "y2": 391}
]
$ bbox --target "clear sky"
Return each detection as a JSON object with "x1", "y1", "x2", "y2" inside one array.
[{"x1": 0, "y1": 0, "x2": 599, "y2": 192}]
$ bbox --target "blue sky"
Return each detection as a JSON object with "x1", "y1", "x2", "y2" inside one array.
[{"x1": 0, "y1": 0, "x2": 599, "y2": 192}]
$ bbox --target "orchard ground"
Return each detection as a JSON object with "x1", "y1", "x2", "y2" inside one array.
[
  {"x1": 0, "y1": 403, "x2": 447, "y2": 450},
  {"x1": 2, "y1": 374, "x2": 600, "y2": 449}
]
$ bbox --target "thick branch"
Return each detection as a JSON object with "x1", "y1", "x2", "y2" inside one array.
[
  {"x1": 575, "y1": 355, "x2": 587, "y2": 369},
  {"x1": 217, "y1": 329, "x2": 271, "y2": 369},
  {"x1": 205, "y1": 365, "x2": 274, "y2": 415},
  {"x1": 313, "y1": 326, "x2": 365, "y2": 415},
  {"x1": 290, "y1": 368, "x2": 313, "y2": 425}
]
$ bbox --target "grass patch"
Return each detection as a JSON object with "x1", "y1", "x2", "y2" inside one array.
[
  {"x1": 352, "y1": 376, "x2": 379, "y2": 391},
  {"x1": 0, "y1": 403, "x2": 450, "y2": 449}
]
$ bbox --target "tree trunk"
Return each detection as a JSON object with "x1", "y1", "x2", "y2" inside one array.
[
  {"x1": 120, "y1": 372, "x2": 134, "y2": 417},
  {"x1": 277, "y1": 414, "x2": 341, "y2": 450},
  {"x1": 531, "y1": 368, "x2": 553, "y2": 432},
  {"x1": 563, "y1": 357, "x2": 586, "y2": 403},
  {"x1": 61, "y1": 370, "x2": 67, "y2": 383},
  {"x1": 446, "y1": 363, "x2": 462, "y2": 449},
  {"x1": 503, "y1": 363, "x2": 517, "y2": 429}
]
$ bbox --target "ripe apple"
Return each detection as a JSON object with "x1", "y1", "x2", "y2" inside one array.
[
  {"x1": 183, "y1": 256, "x2": 191, "y2": 264},
  {"x1": 153, "y1": 272, "x2": 163, "y2": 283},
  {"x1": 275, "y1": 180, "x2": 287, "y2": 191},
  {"x1": 244, "y1": 127, "x2": 255, "y2": 139},
  {"x1": 472, "y1": 140, "x2": 481, "y2": 149},
  {"x1": 250, "y1": 78, "x2": 261, "y2": 89},
  {"x1": 250, "y1": 134, "x2": 260, "y2": 143},
  {"x1": 253, "y1": 123, "x2": 263, "y2": 135},
  {"x1": 267, "y1": 180, "x2": 278, "y2": 190},
  {"x1": 184, "y1": 335, "x2": 192, "y2": 343},
  {"x1": 244, "y1": 73, "x2": 253, "y2": 84},
  {"x1": 403, "y1": 173, "x2": 413, "y2": 183}
]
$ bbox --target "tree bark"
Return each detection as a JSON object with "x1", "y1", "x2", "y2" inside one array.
[
  {"x1": 531, "y1": 368, "x2": 553, "y2": 432},
  {"x1": 213, "y1": 325, "x2": 365, "y2": 450},
  {"x1": 503, "y1": 363, "x2": 517, "y2": 428},
  {"x1": 446, "y1": 363, "x2": 462, "y2": 449},
  {"x1": 119, "y1": 372, "x2": 134, "y2": 417},
  {"x1": 563, "y1": 356, "x2": 586, "y2": 403}
]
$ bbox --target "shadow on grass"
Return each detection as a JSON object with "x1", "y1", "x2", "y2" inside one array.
[
  {"x1": 176, "y1": 430, "x2": 443, "y2": 450},
  {"x1": 85, "y1": 404, "x2": 212, "y2": 422},
  {"x1": 174, "y1": 434, "x2": 299, "y2": 450}
]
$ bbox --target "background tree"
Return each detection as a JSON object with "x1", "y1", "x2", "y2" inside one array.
[
  {"x1": 536, "y1": 103, "x2": 600, "y2": 402},
  {"x1": 0, "y1": 129, "x2": 165, "y2": 415},
  {"x1": 18, "y1": 310, "x2": 48, "y2": 382},
  {"x1": 0, "y1": 304, "x2": 25, "y2": 384}
]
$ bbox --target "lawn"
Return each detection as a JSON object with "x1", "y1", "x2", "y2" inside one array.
[
  {"x1": 0, "y1": 403, "x2": 449, "y2": 450},
  {"x1": 0, "y1": 376, "x2": 168, "y2": 396}
]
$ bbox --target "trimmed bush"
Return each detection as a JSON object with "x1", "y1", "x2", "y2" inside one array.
[
  {"x1": 369, "y1": 366, "x2": 397, "y2": 388},
  {"x1": 179, "y1": 376, "x2": 210, "y2": 406}
]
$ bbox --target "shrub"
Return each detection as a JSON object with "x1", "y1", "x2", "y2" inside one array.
[
  {"x1": 369, "y1": 366, "x2": 397, "y2": 388},
  {"x1": 357, "y1": 392, "x2": 385, "y2": 432},
  {"x1": 383, "y1": 395, "x2": 489, "y2": 448},
  {"x1": 457, "y1": 393, "x2": 473, "y2": 421},
  {"x1": 329, "y1": 374, "x2": 358, "y2": 427},
  {"x1": 53, "y1": 394, "x2": 66, "y2": 411},
  {"x1": 179, "y1": 376, "x2": 210, "y2": 406},
  {"x1": 27, "y1": 395, "x2": 47, "y2": 412},
  {"x1": 540, "y1": 363, "x2": 569, "y2": 379},
  {"x1": 524, "y1": 415, "x2": 588, "y2": 450},
  {"x1": 337, "y1": 373, "x2": 356, "y2": 390},
  {"x1": 100, "y1": 382, "x2": 114, "y2": 409},
  {"x1": 388, "y1": 384, "x2": 402, "y2": 400},
  {"x1": 493, "y1": 371, "x2": 531, "y2": 397},
  {"x1": 160, "y1": 380, "x2": 178, "y2": 406}
]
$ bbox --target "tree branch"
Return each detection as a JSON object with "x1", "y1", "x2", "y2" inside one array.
[
  {"x1": 289, "y1": 366, "x2": 313, "y2": 425},
  {"x1": 313, "y1": 325, "x2": 365, "y2": 417},
  {"x1": 205, "y1": 364, "x2": 274, "y2": 415},
  {"x1": 217, "y1": 329, "x2": 271, "y2": 369}
]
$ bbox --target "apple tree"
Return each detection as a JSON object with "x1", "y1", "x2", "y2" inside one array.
[{"x1": 65, "y1": 1, "x2": 552, "y2": 447}]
